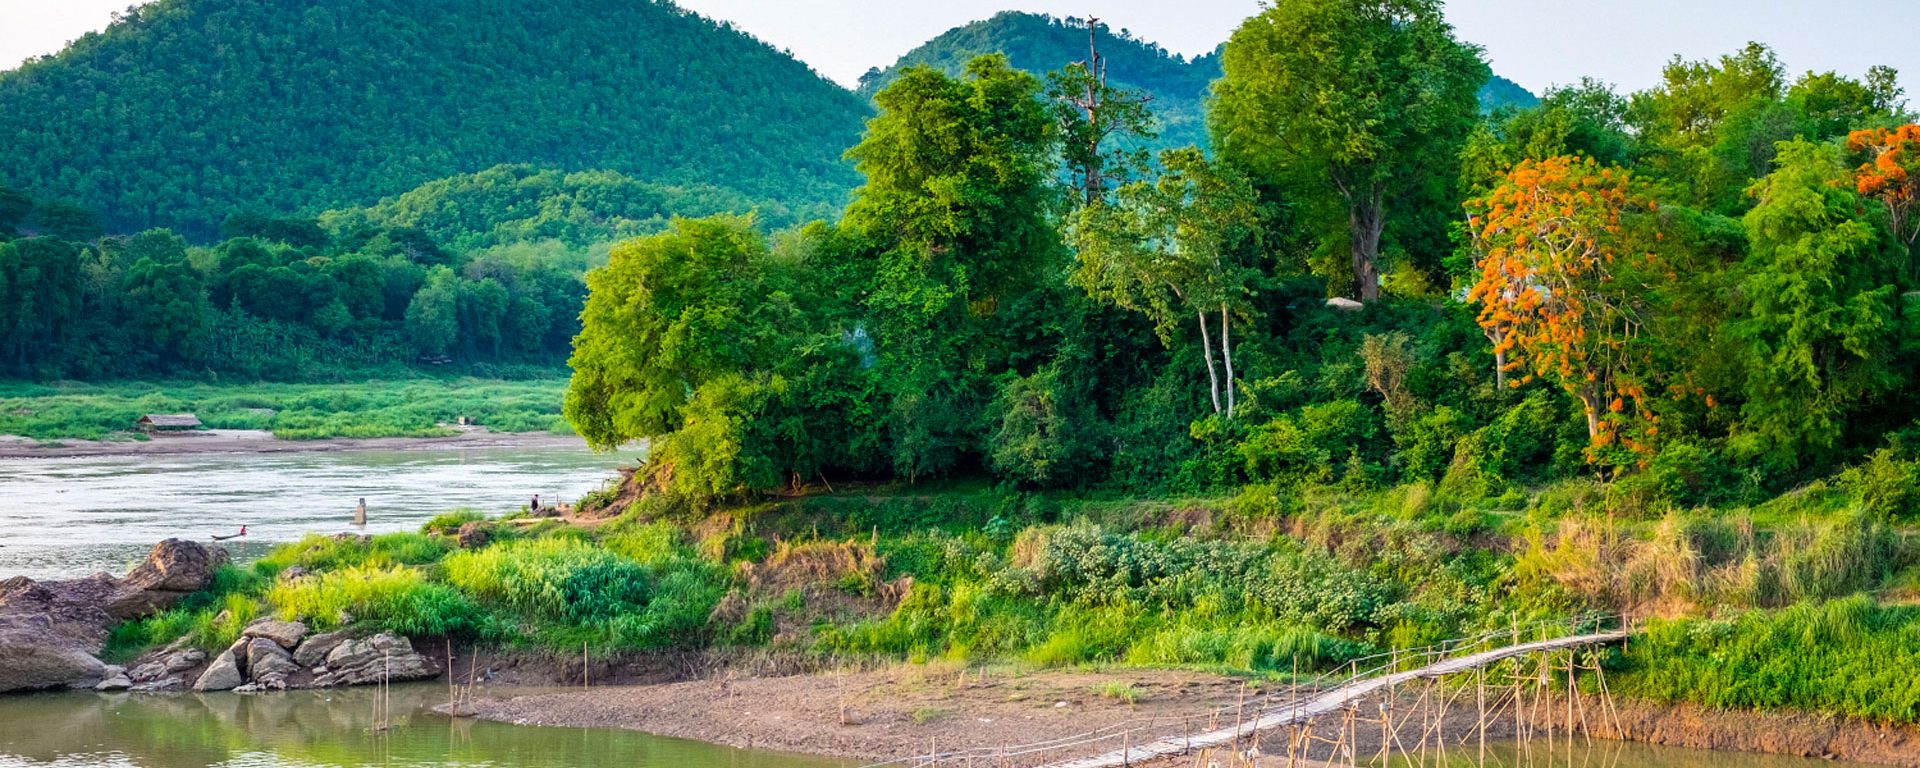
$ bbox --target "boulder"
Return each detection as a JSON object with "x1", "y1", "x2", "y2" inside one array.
[
  {"x1": 192, "y1": 649, "x2": 244, "y2": 692},
  {"x1": 292, "y1": 631, "x2": 349, "y2": 669},
  {"x1": 0, "y1": 576, "x2": 115, "y2": 693},
  {"x1": 95, "y1": 664, "x2": 132, "y2": 691},
  {"x1": 454, "y1": 521, "x2": 491, "y2": 549},
  {"x1": 130, "y1": 676, "x2": 184, "y2": 692},
  {"x1": 313, "y1": 633, "x2": 438, "y2": 687},
  {"x1": 241, "y1": 618, "x2": 308, "y2": 649},
  {"x1": 105, "y1": 540, "x2": 229, "y2": 620},
  {"x1": 246, "y1": 638, "x2": 301, "y2": 689},
  {"x1": 127, "y1": 647, "x2": 206, "y2": 683}
]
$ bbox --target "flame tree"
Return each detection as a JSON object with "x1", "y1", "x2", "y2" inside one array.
[
  {"x1": 1848, "y1": 125, "x2": 1920, "y2": 269},
  {"x1": 1467, "y1": 156, "x2": 1668, "y2": 453}
]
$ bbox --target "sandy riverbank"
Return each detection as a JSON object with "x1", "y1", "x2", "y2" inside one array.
[
  {"x1": 457, "y1": 663, "x2": 1508, "y2": 766},
  {"x1": 458, "y1": 662, "x2": 1920, "y2": 767},
  {"x1": 0, "y1": 428, "x2": 589, "y2": 459}
]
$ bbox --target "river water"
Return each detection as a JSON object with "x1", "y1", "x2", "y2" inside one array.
[
  {"x1": 0, "y1": 444, "x2": 636, "y2": 581},
  {"x1": 0, "y1": 685, "x2": 850, "y2": 768}
]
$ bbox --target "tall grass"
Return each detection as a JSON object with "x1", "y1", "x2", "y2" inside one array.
[
  {"x1": 266, "y1": 564, "x2": 479, "y2": 636},
  {"x1": 1618, "y1": 595, "x2": 1920, "y2": 722}
]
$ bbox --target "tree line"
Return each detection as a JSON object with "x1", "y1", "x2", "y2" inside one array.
[
  {"x1": 0, "y1": 185, "x2": 585, "y2": 380},
  {"x1": 567, "y1": 0, "x2": 1918, "y2": 506}
]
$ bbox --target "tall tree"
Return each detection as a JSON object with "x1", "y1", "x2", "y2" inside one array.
[
  {"x1": 1848, "y1": 124, "x2": 1920, "y2": 272},
  {"x1": 1070, "y1": 147, "x2": 1263, "y2": 418},
  {"x1": 1735, "y1": 139, "x2": 1899, "y2": 467},
  {"x1": 1467, "y1": 156, "x2": 1667, "y2": 451},
  {"x1": 841, "y1": 55, "x2": 1061, "y2": 480},
  {"x1": 1210, "y1": 0, "x2": 1486, "y2": 301},
  {"x1": 1047, "y1": 17, "x2": 1157, "y2": 205}
]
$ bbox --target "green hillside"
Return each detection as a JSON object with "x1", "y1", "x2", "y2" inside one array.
[
  {"x1": 858, "y1": 12, "x2": 1538, "y2": 150},
  {"x1": 0, "y1": 0, "x2": 871, "y2": 238},
  {"x1": 857, "y1": 12, "x2": 1218, "y2": 150}
]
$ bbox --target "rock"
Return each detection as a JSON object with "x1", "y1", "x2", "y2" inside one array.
[
  {"x1": 292, "y1": 631, "x2": 349, "y2": 669},
  {"x1": 105, "y1": 540, "x2": 229, "y2": 620},
  {"x1": 130, "y1": 676, "x2": 184, "y2": 692},
  {"x1": 280, "y1": 565, "x2": 309, "y2": 581},
  {"x1": 0, "y1": 575, "x2": 115, "y2": 693},
  {"x1": 454, "y1": 521, "x2": 492, "y2": 549},
  {"x1": 246, "y1": 638, "x2": 300, "y2": 689},
  {"x1": 313, "y1": 633, "x2": 438, "y2": 687},
  {"x1": 193, "y1": 649, "x2": 245, "y2": 692},
  {"x1": 242, "y1": 618, "x2": 308, "y2": 649},
  {"x1": 128, "y1": 647, "x2": 206, "y2": 683},
  {"x1": 1325, "y1": 297, "x2": 1365, "y2": 311},
  {"x1": 95, "y1": 673, "x2": 132, "y2": 691}
]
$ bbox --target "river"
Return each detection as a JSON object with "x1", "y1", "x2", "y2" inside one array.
[
  {"x1": 0, "y1": 443, "x2": 634, "y2": 581},
  {"x1": 0, "y1": 684, "x2": 851, "y2": 768}
]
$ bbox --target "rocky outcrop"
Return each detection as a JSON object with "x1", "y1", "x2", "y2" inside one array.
[
  {"x1": 0, "y1": 575, "x2": 114, "y2": 693},
  {"x1": 192, "y1": 646, "x2": 245, "y2": 692},
  {"x1": 104, "y1": 540, "x2": 229, "y2": 620},
  {"x1": 241, "y1": 619, "x2": 308, "y2": 650},
  {"x1": 127, "y1": 646, "x2": 205, "y2": 685},
  {"x1": 313, "y1": 634, "x2": 438, "y2": 687},
  {"x1": 293, "y1": 631, "x2": 348, "y2": 668},
  {"x1": 245, "y1": 638, "x2": 301, "y2": 690}
]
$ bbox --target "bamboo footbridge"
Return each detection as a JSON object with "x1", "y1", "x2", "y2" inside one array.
[{"x1": 857, "y1": 615, "x2": 1633, "y2": 768}]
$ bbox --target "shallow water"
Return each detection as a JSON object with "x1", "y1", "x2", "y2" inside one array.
[
  {"x1": 0, "y1": 444, "x2": 639, "y2": 580},
  {"x1": 0, "y1": 685, "x2": 850, "y2": 768}
]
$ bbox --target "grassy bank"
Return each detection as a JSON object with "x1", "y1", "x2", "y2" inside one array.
[
  {"x1": 104, "y1": 448, "x2": 1920, "y2": 730},
  {"x1": 0, "y1": 378, "x2": 571, "y2": 441}
]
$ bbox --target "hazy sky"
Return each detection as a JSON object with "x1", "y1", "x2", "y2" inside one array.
[{"x1": 1, "y1": 0, "x2": 1912, "y2": 98}]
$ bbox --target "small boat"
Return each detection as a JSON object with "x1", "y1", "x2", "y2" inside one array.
[{"x1": 211, "y1": 525, "x2": 248, "y2": 541}]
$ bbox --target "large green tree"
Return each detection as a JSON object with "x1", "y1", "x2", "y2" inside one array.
[
  {"x1": 1733, "y1": 139, "x2": 1901, "y2": 467},
  {"x1": 840, "y1": 55, "x2": 1063, "y2": 480},
  {"x1": 1210, "y1": 0, "x2": 1486, "y2": 301}
]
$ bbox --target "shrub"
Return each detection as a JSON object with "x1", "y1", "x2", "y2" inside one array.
[{"x1": 442, "y1": 538, "x2": 651, "y2": 622}]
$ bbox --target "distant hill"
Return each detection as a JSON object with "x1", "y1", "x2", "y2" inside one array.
[
  {"x1": 860, "y1": 12, "x2": 1539, "y2": 152},
  {"x1": 0, "y1": 0, "x2": 871, "y2": 237},
  {"x1": 1481, "y1": 74, "x2": 1542, "y2": 112},
  {"x1": 858, "y1": 12, "x2": 1219, "y2": 151},
  {"x1": 319, "y1": 164, "x2": 796, "y2": 253}
]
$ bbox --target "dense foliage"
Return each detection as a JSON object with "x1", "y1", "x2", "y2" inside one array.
[
  {"x1": 0, "y1": 183, "x2": 584, "y2": 379},
  {"x1": 0, "y1": 0, "x2": 868, "y2": 237}
]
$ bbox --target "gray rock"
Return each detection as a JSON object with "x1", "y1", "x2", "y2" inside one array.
[
  {"x1": 127, "y1": 647, "x2": 206, "y2": 683},
  {"x1": 95, "y1": 674, "x2": 132, "y2": 691},
  {"x1": 241, "y1": 618, "x2": 308, "y2": 649},
  {"x1": 292, "y1": 631, "x2": 348, "y2": 669},
  {"x1": 192, "y1": 649, "x2": 244, "y2": 692},
  {"x1": 313, "y1": 633, "x2": 438, "y2": 687},
  {"x1": 0, "y1": 576, "x2": 114, "y2": 693},
  {"x1": 105, "y1": 540, "x2": 229, "y2": 621},
  {"x1": 246, "y1": 638, "x2": 300, "y2": 689},
  {"x1": 130, "y1": 676, "x2": 184, "y2": 692}
]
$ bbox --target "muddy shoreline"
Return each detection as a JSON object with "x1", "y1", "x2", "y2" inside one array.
[
  {"x1": 0, "y1": 429, "x2": 589, "y2": 459},
  {"x1": 457, "y1": 663, "x2": 1920, "y2": 767}
]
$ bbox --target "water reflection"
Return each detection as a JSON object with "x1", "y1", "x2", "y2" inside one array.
[{"x1": 0, "y1": 685, "x2": 849, "y2": 768}]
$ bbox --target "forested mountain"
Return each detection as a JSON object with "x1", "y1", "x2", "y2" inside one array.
[
  {"x1": 0, "y1": 0, "x2": 870, "y2": 238},
  {"x1": 857, "y1": 12, "x2": 1538, "y2": 152},
  {"x1": 858, "y1": 12, "x2": 1219, "y2": 150}
]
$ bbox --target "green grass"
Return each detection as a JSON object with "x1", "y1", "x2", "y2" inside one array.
[{"x1": 0, "y1": 377, "x2": 571, "y2": 441}]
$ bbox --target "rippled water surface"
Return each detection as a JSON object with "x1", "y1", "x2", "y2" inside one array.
[
  {"x1": 0, "y1": 444, "x2": 638, "y2": 580},
  {"x1": 0, "y1": 685, "x2": 850, "y2": 768}
]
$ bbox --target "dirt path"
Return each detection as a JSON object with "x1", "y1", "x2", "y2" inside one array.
[{"x1": 0, "y1": 429, "x2": 588, "y2": 459}]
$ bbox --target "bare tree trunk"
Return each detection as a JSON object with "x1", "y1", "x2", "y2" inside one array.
[
  {"x1": 1484, "y1": 326, "x2": 1508, "y2": 391},
  {"x1": 1220, "y1": 303, "x2": 1236, "y2": 419},
  {"x1": 1197, "y1": 309, "x2": 1222, "y2": 415},
  {"x1": 1579, "y1": 389, "x2": 1601, "y2": 442},
  {"x1": 1349, "y1": 192, "x2": 1385, "y2": 302}
]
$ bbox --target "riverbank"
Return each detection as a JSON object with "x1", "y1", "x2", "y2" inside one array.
[
  {"x1": 459, "y1": 664, "x2": 1920, "y2": 768},
  {"x1": 0, "y1": 428, "x2": 590, "y2": 459}
]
